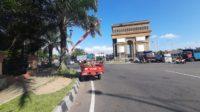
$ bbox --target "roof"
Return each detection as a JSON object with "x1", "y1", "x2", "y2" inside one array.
[
  {"x1": 170, "y1": 50, "x2": 183, "y2": 54},
  {"x1": 112, "y1": 20, "x2": 150, "y2": 27}
]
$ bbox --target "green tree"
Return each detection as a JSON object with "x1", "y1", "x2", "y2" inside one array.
[
  {"x1": 71, "y1": 16, "x2": 101, "y2": 52},
  {"x1": 0, "y1": 0, "x2": 57, "y2": 75},
  {"x1": 44, "y1": 30, "x2": 60, "y2": 65},
  {"x1": 71, "y1": 48, "x2": 85, "y2": 60},
  {"x1": 0, "y1": 0, "x2": 101, "y2": 71},
  {"x1": 51, "y1": 0, "x2": 100, "y2": 68},
  {"x1": 157, "y1": 50, "x2": 165, "y2": 55},
  {"x1": 37, "y1": 50, "x2": 48, "y2": 59}
]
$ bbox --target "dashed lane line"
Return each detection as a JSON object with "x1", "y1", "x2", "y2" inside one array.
[{"x1": 165, "y1": 70, "x2": 200, "y2": 79}]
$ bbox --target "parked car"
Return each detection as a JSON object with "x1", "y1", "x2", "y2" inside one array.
[
  {"x1": 106, "y1": 54, "x2": 114, "y2": 61},
  {"x1": 136, "y1": 51, "x2": 156, "y2": 63},
  {"x1": 155, "y1": 54, "x2": 164, "y2": 62},
  {"x1": 143, "y1": 51, "x2": 156, "y2": 63},
  {"x1": 175, "y1": 56, "x2": 186, "y2": 64},
  {"x1": 136, "y1": 52, "x2": 145, "y2": 63}
]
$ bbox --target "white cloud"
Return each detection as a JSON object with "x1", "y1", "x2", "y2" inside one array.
[
  {"x1": 84, "y1": 45, "x2": 113, "y2": 54},
  {"x1": 160, "y1": 33, "x2": 179, "y2": 39}
]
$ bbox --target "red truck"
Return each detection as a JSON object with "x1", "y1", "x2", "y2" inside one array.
[{"x1": 79, "y1": 61, "x2": 104, "y2": 81}]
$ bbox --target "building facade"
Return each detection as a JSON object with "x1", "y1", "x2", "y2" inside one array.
[{"x1": 111, "y1": 20, "x2": 151, "y2": 60}]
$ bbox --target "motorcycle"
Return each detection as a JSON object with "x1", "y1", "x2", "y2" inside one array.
[{"x1": 175, "y1": 57, "x2": 186, "y2": 64}]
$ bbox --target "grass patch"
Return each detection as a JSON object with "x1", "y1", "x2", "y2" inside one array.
[
  {"x1": 57, "y1": 68, "x2": 79, "y2": 79},
  {"x1": 0, "y1": 79, "x2": 76, "y2": 112},
  {"x1": 58, "y1": 69, "x2": 77, "y2": 75}
]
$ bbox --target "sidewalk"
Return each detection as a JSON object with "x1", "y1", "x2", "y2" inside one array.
[
  {"x1": 0, "y1": 76, "x2": 55, "y2": 105},
  {"x1": 0, "y1": 65, "x2": 77, "y2": 105},
  {"x1": 33, "y1": 77, "x2": 71, "y2": 95}
]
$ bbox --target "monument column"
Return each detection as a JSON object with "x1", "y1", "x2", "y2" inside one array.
[
  {"x1": 112, "y1": 39, "x2": 117, "y2": 58},
  {"x1": 133, "y1": 38, "x2": 137, "y2": 61}
]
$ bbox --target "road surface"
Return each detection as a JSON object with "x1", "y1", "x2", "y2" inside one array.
[{"x1": 70, "y1": 63, "x2": 200, "y2": 112}]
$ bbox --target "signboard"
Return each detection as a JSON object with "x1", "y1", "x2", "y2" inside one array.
[
  {"x1": 118, "y1": 46, "x2": 125, "y2": 53},
  {"x1": 136, "y1": 36, "x2": 146, "y2": 41},
  {"x1": 87, "y1": 54, "x2": 94, "y2": 60},
  {"x1": 77, "y1": 55, "x2": 87, "y2": 61},
  {"x1": 117, "y1": 38, "x2": 126, "y2": 43},
  {"x1": 137, "y1": 44, "x2": 145, "y2": 52}
]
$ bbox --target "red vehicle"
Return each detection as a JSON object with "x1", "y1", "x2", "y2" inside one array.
[{"x1": 79, "y1": 61, "x2": 104, "y2": 81}]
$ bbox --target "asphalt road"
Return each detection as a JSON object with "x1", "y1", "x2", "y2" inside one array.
[{"x1": 69, "y1": 62, "x2": 200, "y2": 112}]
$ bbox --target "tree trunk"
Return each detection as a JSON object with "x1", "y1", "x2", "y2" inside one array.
[
  {"x1": 58, "y1": 19, "x2": 68, "y2": 71},
  {"x1": 71, "y1": 30, "x2": 90, "y2": 52},
  {"x1": 59, "y1": 19, "x2": 67, "y2": 65},
  {"x1": 48, "y1": 44, "x2": 53, "y2": 65},
  {"x1": 70, "y1": 21, "x2": 99, "y2": 52}
]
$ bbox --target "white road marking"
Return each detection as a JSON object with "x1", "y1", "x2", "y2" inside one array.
[
  {"x1": 165, "y1": 70, "x2": 200, "y2": 79},
  {"x1": 89, "y1": 81, "x2": 95, "y2": 112}
]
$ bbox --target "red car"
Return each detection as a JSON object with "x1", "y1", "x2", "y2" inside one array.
[{"x1": 79, "y1": 61, "x2": 104, "y2": 81}]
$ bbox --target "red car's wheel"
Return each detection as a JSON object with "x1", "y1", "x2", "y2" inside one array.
[{"x1": 79, "y1": 76, "x2": 85, "y2": 81}]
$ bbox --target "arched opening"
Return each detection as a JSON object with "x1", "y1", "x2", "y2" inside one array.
[{"x1": 127, "y1": 40, "x2": 133, "y2": 58}]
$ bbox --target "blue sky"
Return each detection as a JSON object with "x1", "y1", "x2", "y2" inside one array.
[{"x1": 70, "y1": 0, "x2": 200, "y2": 53}]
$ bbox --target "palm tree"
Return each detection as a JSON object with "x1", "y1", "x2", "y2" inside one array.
[
  {"x1": 52, "y1": 0, "x2": 99, "y2": 68},
  {"x1": 45, "y1": 32, "x2": 60, "y2": 65},
  {"x1": 71, "y1": 16, "x2": 101, "y2": 52}
]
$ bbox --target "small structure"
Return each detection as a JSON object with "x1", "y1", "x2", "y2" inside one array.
[
  {"x1": 94, "y1": 52, "x2": 106, "y2": 58},
  {"x1": 111, "y1": 20, "x2": 151, "y2": 61},
  {"x1": 164, "y1": 53, "x2": 173, "y2": 63}
]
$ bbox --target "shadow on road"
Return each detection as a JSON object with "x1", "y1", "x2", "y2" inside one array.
[
  {"x1": 79, "y1": 76, "x2": 99, "y2": 82},
  {"x1": 88, "y1": 90, "x2": 200, "y2": 112},
  {"x1": 63, "y1": 73, "x2": 79, "y2": 79},
  {"x1": 15, "y1": 76, "x2": 32, "y2": 109}
]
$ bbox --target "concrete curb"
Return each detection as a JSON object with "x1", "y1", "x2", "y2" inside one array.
[{"x1": 53, "y1": 79, "x2": 80, "y2": 112}]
